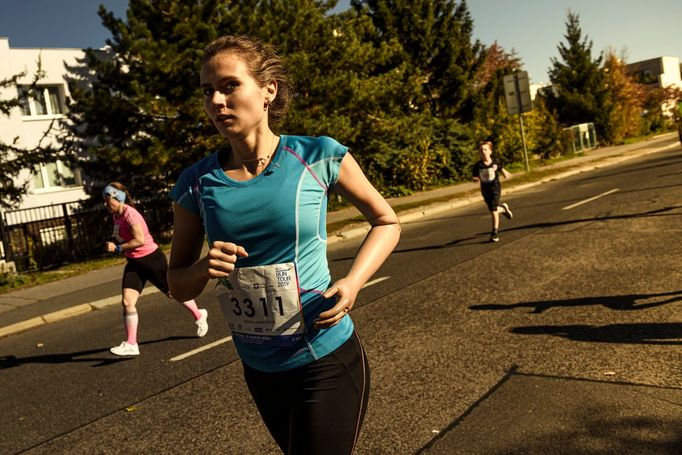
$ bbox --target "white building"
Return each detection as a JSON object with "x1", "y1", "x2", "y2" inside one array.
[
  {"x1": 529, "y1": 82, "x2": 551, "y2": 101},
  {"x1": 626, "y1": 56, "x2": 682, "y2": 89},
  {"x1": 626, "y1": 56, "x2": 682, "y2": 118},
  {"x1": 0, "y1": 37, "x2": 88, "y2": 210}
]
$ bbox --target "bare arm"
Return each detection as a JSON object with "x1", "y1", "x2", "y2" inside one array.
[
  {"x1": 167, "y1": 203, "x2": 248, "y2": 301},
  {"x1": 105, "y1": 223, "x2": 145, "y2": 253},
  {"x1": 316, "y1": 152, "x2": 401, "y2": 328}
]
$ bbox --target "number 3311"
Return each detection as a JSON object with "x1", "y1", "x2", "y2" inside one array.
[{"x1": 231, "y1": 296, "x2": 284, "y2": 318}]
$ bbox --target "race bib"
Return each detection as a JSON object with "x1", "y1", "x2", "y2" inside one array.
[
  {"x1": 215, "y1": 262, "x2": 305, "y2": 347},
  {"x1": 480, "y1": 167, "x2": 496, "y2": 183},
  {"x1": 112, "y1": 225, "x2": 123, "y2": 243}
]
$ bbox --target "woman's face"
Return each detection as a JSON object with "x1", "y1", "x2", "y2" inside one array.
[
  {"x1": 103, "y1": 195, "x2": 121, "y2": 213},
  {"x1": 200, "y1": 52, "x2": 275, "y2": 139}
]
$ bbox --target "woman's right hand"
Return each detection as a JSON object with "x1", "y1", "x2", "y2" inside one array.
[
  {"x1": 104, "y1": 241, "x2": 117, "y2": 253},
  {"x1": 203, "y1": 241, "x2": 249, "y2": 278}
]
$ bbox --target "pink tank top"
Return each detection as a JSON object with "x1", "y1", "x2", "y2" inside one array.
[{"x1": 112, "y1": 205, "x2": 158, "y2": 258}]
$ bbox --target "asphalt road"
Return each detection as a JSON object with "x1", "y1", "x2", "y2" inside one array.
[{"x1": 1, "y1": 145, "x2": 681, "y2": 454}]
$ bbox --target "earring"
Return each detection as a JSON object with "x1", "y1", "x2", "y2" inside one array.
[{"x1": 264, "y1": 99, "x2": 270, "y2": 111}]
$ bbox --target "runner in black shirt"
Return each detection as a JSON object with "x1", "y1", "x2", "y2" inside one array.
[{"x1": 472, "y1": 141, "x2": 514, "y2": 242}]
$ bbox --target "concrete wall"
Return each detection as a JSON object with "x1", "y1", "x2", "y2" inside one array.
[{"x1": 660, "y1": 56, "x2": 682, "y2": 88}]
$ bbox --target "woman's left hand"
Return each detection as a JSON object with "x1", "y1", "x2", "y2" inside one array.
[{"x1": 315, "y1": 278, "x2": 360, "y2": 329}]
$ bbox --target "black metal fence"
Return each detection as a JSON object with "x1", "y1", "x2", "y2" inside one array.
[{"x1": 0, "y1": 198, "x2": 174, "y2": 272}]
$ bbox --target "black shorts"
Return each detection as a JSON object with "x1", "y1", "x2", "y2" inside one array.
[
  {"x1": 243, "y1": 331, "x2": 370, "y2": 455},
  {"x1": 481, "y1": 184, "x2": 501, "y2": 212},
  {"x1": 122, "y1": 248, "x2": 169, "y2": 294}
]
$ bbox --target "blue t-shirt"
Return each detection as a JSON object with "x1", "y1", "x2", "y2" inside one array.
[{"x1": 170, "y1": 135, "x2": 354, "y2": 372}]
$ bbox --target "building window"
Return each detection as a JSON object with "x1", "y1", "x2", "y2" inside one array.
[
  {"x1": 631, "y1": 69, "x2": 658, "y2": 86},
  {"x1": 32, "y1": 161, "x2": 82, "y2": 189},
  {"x1": 18, "y1": 85, "x2": 65, "y2": 117}
]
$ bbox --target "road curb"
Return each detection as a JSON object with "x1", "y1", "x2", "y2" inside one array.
[
  {"x1": 89, "y1": 295, "x2": 122, "y2": 310},
  {"x1": 0, "y1": 287, "x2": 162, "y2": 338},
  {"x1": 0, "y1": 316, "x2": 45, "y2": 338},
  {"x1": 42, "y1": 303, "x2": 93, "y2": 323},
  {"x1": 0, "y1": 304, "x2": 95, "y2": 338}
]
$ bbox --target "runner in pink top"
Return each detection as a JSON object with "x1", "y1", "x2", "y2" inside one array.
[
  {"x1": 102, "y1": 182, "x2": 210, "y2": 357},
  {"x1": 111, "y1": 204, "x2": 158, "y2": 258}
]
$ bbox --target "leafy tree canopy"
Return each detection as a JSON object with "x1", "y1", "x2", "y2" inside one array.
[
  {"x1": 600, "y1": 50, "x2": 644, "y2": 144},
  {"x1": 62, "y1": 0, "x2": 480, "y2": 198},
  {"x1": 352, "y1": 0, "x2": 484, "y2": 120}
]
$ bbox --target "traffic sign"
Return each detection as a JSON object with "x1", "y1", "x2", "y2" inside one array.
[{"x1": 503, "y1": 71, "x2": 532, "y2": 115}]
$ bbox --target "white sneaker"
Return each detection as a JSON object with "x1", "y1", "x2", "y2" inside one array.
[
  {"x1": 501, "y1": 203, "x2": 513, "y2": 220},
  {"x1": 196, "y1": 309, "x2": 209, "y2": 337},
  {"x1": 110, "y1": 341, "x2": 140, "y2": 356}
]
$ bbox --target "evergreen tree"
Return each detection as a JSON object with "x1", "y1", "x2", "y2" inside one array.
[
  {"x1": 280, "y1": 8, "x2": 419, "y2": 189},
  {"x1": 353, "y1": 0, "x2": 484, "y2": 120},
  {"x1": 546, "y1": 11, "x2": 607, "y2": 140},
  {"x1": 62, "y1": 0, "x2": 408, "y2": 197},
  {"x1": 62, "y1": 0, "x2": 228, "y2": 200},
  {"x1": 526, "y1": 96, "x2": 573, "y2": 159},
  {"x1": 273, "y1": 0, "x2": 477, "y2": 189},
  {"x1": 340, "y1": 0, "x2": 480, "y2": 190},
  {"x1": 61, "y1": 0, "x2": 478, "y2": 198}
]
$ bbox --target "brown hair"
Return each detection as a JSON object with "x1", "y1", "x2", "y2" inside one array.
[
  {"x1": 479, "y1": 141, "x2": 493, "y2": 152},
  {"x1": 202, "y1": 35, "x2": 292, "y2": 125}
]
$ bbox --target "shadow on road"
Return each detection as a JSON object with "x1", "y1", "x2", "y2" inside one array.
[
  {"x1": 510, "y1": 323, "x2": 682, "y2": 345},
  {"x1": 333, "y1": 204, "x2": 681, "y2": 263},
  {"x1": 332, "y1": 235, "x2": 489, "y2": 262},
  {"x1": 505, "y1": 205, "x2": 682, "y2": 233},
  {"x1": 469, "y1": 290, "x2": 682, "y2": 314},
  {"x1": 0, "y1": 335, "x2": 195, "y2": 369},
  {"x1": 415, "y1": 366, "x2": 682, "y2": 455},
  {"x1": 391, "y1": 235, "x2": 488, "y2": 254}
]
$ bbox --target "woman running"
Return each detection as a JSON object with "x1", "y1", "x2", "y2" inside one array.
[
  {"x1": 167, "y1": 35, "x2": 400, "y2": 454},
  {"x1": 103, "y1": 182, "x2": 209, "y2": 356}
]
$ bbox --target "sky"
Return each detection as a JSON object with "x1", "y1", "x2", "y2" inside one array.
[{"x1": 1, "y1": 0, "x2": 681, "y2": 85}]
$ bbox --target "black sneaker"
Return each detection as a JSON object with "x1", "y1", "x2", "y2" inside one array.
[
  {"x1": 489, "y1": 231, "x2": 499, "y2": 242},
  {"x1": 501, "y1": 203, "x2": 513, "y2": 220}
]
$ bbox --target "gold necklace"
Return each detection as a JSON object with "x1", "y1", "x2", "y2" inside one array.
[
  {"x1": 241, "y1": 155, "x2": 269, "y2": 166},
  {"x1": 242, "y1": 134, "x2": 277, "y2": 167}
]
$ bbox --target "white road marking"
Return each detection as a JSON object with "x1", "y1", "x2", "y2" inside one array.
[
  {"x1": 169, "y1": 276, "x2": 391, "y2": 362},
  {"x1": 170, "y1": 336, "x2": 233, "y2": 362},
  {"x1": 562, "y1": 189, "x2": 619, "y2": 210}
]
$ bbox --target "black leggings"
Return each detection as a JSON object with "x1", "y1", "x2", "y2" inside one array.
[
  {"x1": 243, "y1": 331, "x2": 370, "y2": 455},
  {"x1": 122, "y1": 248, "x2": 169, "y2": 294}
]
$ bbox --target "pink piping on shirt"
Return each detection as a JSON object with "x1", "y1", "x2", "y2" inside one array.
[{"x1": 283, "y1": 146, "x2": 329, "y2": 193}]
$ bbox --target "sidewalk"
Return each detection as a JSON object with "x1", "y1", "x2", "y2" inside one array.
[{"x1": 0, "y1": 133, "x2": 679, "y2": 339}]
